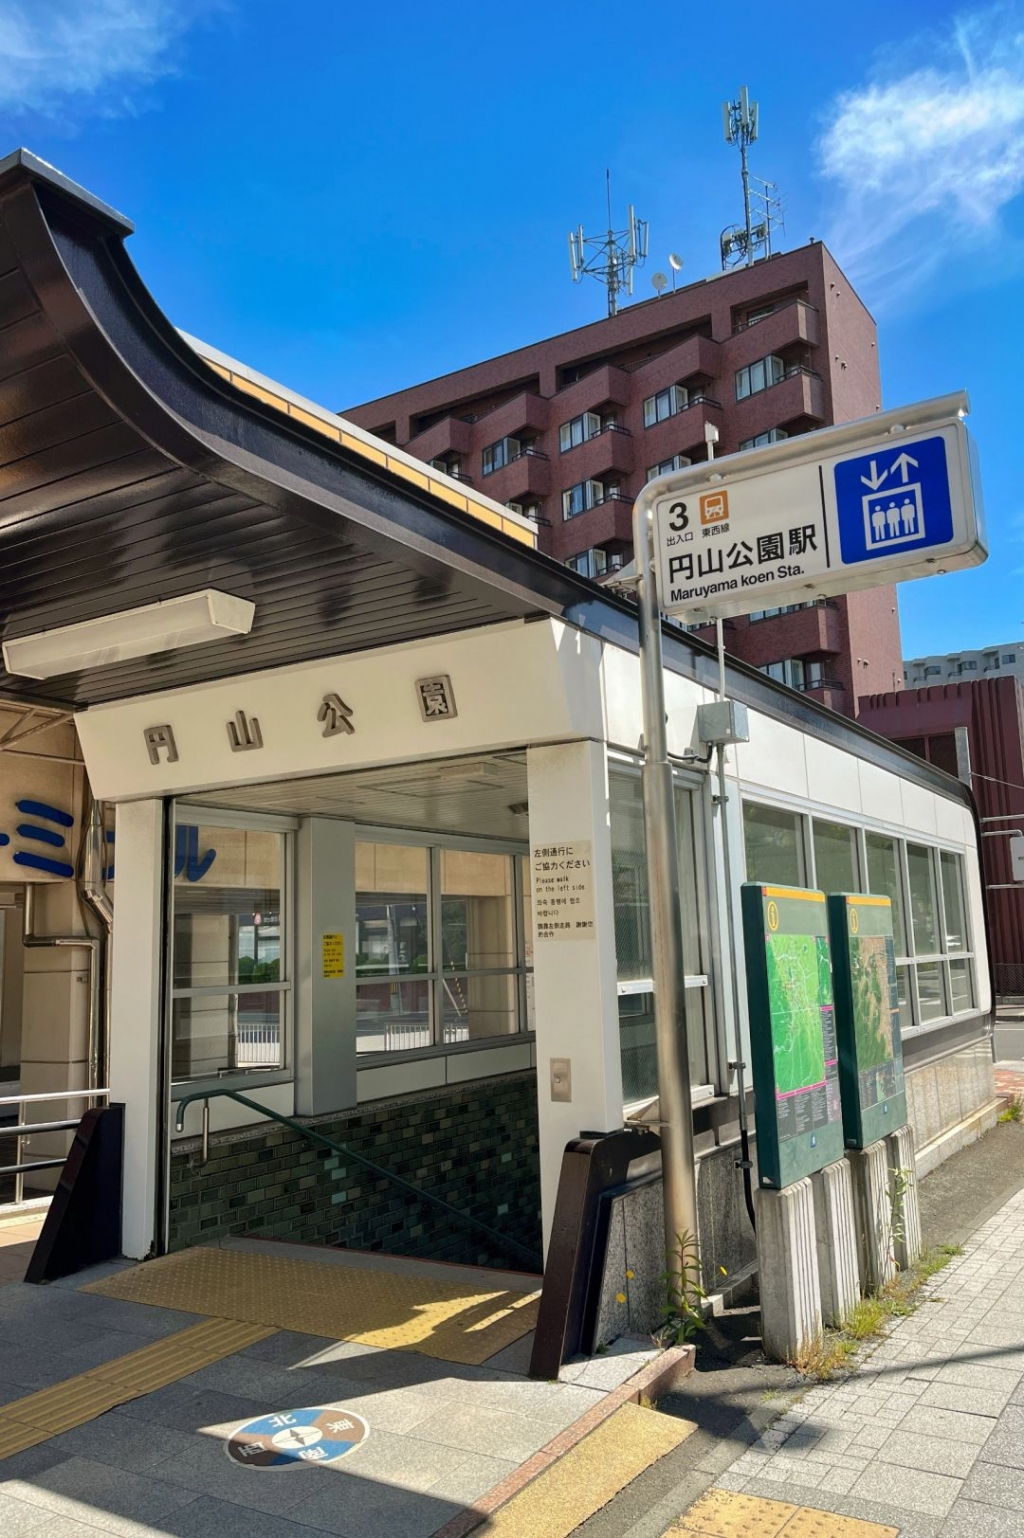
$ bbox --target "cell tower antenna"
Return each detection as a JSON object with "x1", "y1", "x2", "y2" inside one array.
[
  {"x1": 567, "y1": 171, "x2": 649, "y2": 317},
  {"x1": 720, "y1": 85, "x2": 782, "y2": 270}
]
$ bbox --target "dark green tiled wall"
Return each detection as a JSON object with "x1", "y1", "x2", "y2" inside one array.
[{"x1": 169, "y1": 1069, "x2": 540, "y2": 1271}]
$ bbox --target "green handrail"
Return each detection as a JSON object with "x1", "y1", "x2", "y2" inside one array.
[{"x1": 173, "y1": 1086, "x2": 541, "y2": 1272}]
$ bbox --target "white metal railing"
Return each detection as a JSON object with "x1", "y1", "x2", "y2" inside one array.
[{"x1": 0, "y1": 1087, "x2": 110, "y2": 1205}]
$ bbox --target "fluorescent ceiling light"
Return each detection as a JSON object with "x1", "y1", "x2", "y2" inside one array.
[{"x1": 3, "y1": 591, "x2": 255, "y2": 680}]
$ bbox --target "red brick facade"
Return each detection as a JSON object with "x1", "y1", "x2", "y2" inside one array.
[{"x1": 344, "y1": 242, "x2": 902, "y2": 715}]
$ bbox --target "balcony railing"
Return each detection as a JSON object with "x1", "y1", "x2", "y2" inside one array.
[
  {"x1": 732, "y1": 298, "x2": 819, "y2": 335},
  {"x1": 796, "y1": 677, "x2": 844, "y2": 694}
]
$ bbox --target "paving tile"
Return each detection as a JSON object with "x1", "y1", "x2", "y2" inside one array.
[
  {"x1": 959, "y1": 1459, "x2": 1024, "y2": 1512},
  {"x1": 873, "y1": 1428, "x2": 979, "y2": 1478},
  {"x1": 975, "y1": 1407, "x2": 1024, "y2": 1469},
  {"x1": 918, "y1": 1380, "x2": 1014, "y2": 1417},
  {"x1": 848, "y1": 1460, "x2": 963, "y2": 1516},
  {"x1": 939, "y1": 1499, "x2": 1024, "y2": 1537},
  {"x1": 0, "y1": 1490, "x2": 52, "y2": 1536},
  {"x1": 144, "y1": 1435, "x2": 322, "y2": 1517},
  {"x1": 159, "y1": 1494, "x2": 339, "y2": 1538},
  {"x1": 400, "y1": 1401, "x2": 552, "y2": 1462},
  {"x1": 430, "y1": 1447, "x2": 517, "y2": 1505},
  {"x1": 35, "y1": 1414, "x2": 197, "y2": 1473},
  {"x1": 4, "y1": 1456, "x2": 196, "y2": 1529},
  {"x1": 933, "y1": 1360, "x2": 1022, "y2": 1394},
  {"x1": 287, "y1": 1475, "x2": 461, "y2": 1538},
  {"x1": 896, "y1": 1404, "x2": 996, "y2": 1444}
]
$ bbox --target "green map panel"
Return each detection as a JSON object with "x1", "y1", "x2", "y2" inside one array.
[
  {"x1": 741, "y1": 883, "x2": 844, "y2": 1190},
  {"x1": 827, "y1": 894, "x2": 907, "y2": 1148}
]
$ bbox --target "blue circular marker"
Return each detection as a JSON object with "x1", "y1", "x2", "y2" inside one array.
[{"x1": 226, "y1": 1405, "x2": 369, "y2": 1470}]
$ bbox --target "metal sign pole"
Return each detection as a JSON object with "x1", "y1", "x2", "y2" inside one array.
[{"x1": 633, "y1": 498, "x2": 700, "y2": 1270}]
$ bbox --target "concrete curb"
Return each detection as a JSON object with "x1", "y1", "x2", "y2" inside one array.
[{"x1": 433, "y1": 1343, "x2": 696, "y2": 1538}]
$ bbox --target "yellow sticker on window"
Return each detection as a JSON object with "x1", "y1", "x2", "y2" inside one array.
[{"x1": 322, "y1": 933, "x2": 344, "y2": 979}]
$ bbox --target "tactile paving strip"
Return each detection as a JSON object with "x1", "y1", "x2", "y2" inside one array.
[
  {"x1": 85, "y1": 1245, "x2": 540, "y2": 1365},
  {"x1": 669, "y1": 1489, "x2": 900, "y2": 1537},
  {"x1": 0, "y1": 1318, "x2": 274, "y2": 1461},
  {"x1": 482, "y1": 1402, "x2": 694, "y2": 1537}
]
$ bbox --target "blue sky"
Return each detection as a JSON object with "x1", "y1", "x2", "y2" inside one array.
[{"x1": 2, "y1": 0, "x2": 1023, "y2": 662}]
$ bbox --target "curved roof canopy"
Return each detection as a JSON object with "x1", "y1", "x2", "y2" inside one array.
[{"x1": 0, "y1": 150, "x2": 588, "y2": 708}]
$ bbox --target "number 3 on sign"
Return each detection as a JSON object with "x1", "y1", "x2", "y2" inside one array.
[{"x1": 667, "y1": 502, "x2": 688, "y2": 532}]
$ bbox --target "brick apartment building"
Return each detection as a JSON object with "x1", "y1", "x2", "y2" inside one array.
[{"x1": 344, "y1": 240, "x2": 903, "y2": 716}]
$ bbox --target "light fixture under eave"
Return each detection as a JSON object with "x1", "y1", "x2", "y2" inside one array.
[{"x1": 2, "y1": 590, "x2": 255, "y2": 680}]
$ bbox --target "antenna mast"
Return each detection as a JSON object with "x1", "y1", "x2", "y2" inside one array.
[
  {"x1": 720, "y1": 86, "x2": 782, "y2": 270},
  {"x1": 568, "y1": 171, "x2": 649, "y2": 317}
]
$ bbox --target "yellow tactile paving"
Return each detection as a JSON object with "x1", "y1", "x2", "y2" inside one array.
[
  {"x1": 0, "y1": 1317, "x2": 274, "y2": 1461},
  {"x1": 670, "y1": 1489, "x2": 899, "y2": 1538},
  {"x1": 84, "y1": 1246, "x2": 540, "y2": 1365},
  {"x1": 486, "y1": 1402, "x2": 694, "y2": 1538}
]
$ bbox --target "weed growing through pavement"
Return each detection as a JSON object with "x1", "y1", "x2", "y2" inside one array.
[
  {"x1": 998, "y1": 1095, "x2": 1023, "y2": 1124},
  {"x1": 790, "y1": 1243, "x2": 964, "y2": 1381},
  {"x1": 889, "y1": 1165, "x2": 913, "y2": 1264},
  {"x1": 658, "y1": 1230, "x2": 709, "y2": 1346}
]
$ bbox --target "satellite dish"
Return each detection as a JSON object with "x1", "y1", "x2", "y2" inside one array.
[
  {"x1": 668, "y1": 253, "x2": 683, "y2": 271},
  {"x1": 651, "y1": 272, "x2": 668, "y2": 294}
]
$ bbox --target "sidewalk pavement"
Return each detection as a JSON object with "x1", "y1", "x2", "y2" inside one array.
[
  {"x1": 0, "y1": 1234, "x2": 689, "y2": 1538},
  {"x1": 666, "y1": 1183, "x2": 1024, "y2": 1537}
]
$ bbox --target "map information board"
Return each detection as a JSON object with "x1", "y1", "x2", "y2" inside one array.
[
  {"x1": 827, "y1": 894, "x2": 907, "y2": 1148},
  {"x1": 741, "y1": 883, "x2": 844, "y2": 1189}
]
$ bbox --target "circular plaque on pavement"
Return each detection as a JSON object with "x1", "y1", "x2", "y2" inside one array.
[{"x1": 226, "y1": 1405, "x2": 369, "y2": 1470}]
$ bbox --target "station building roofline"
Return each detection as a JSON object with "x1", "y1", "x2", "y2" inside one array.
[{"x1": 0, "y1": 147, "x2": 970, "y2": 810}]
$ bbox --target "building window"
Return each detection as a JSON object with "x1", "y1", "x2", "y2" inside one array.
[
  {"x1": 170, "y1": 822, "x2": 291, "y2": 1083},
  {"x1": 924, "y1": 665, "x2": 942, "y2": 677},
  {"x1": 610, "y1": 770, "x2": 715, "y2": 1103},
  {"x1": 759, "y1": 658, "x2": 806, "y2": 690},
  {"x1": 566, "y1": 547, "x2": 622, "y2": 580},
  {"x1": 506, "y1": 500, "x2": 542, "y2": 522},
  {"x1": 355, "y1": 840, "x2": 531, "y2": 1055},
  {"x1": 642, "y1": 384, "x2": 688, "y2": 428},
  {"x1": 482, "y1": 436, "x2": 520, "y2": 476},
  {"x1": 742, "y1": 802, "x2": 806, "y2": 887},
  {"x1": 562, "y1": 479, "x2": 616, "y2": 518},
  {"x1": 812, "y1": 818, "x2": 860, "y2": 894},
  {"x1": 1003, "y1": 652, "x2": 1017, "y2": 664},
  {"x1": 646, "y1": 453, "x2": 691, "y2": 480},
  {"x1": 961, "y1": 660, "x2": 977, "y2": 671},
  {"x1": 739, "y1": 428, "x2": 789, "y2": 450},
  {"x1": 735, "y1": 354, "x2": 785, "y2": 400},
  {"x1": 559, "y1": 412, "x2": 602, "y2": 452}
]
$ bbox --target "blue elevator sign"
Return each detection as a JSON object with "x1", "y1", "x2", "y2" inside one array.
[
  {"x1": 648, "y1": 392, "x2": 987, "y2": 623},
  {"x1": 834, "y1": 435, "x2": 954, "y2": 566}
]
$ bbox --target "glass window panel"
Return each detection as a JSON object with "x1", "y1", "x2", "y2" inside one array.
[
  {"x1": 866, "y1": 833, "x2": 907, "y2": 954},
  {"x1": 440, "y1": 971, "x2": 517, "y2": 1044},
  {"x1": 355, "y1": 842, "x2": 429, "y2": 976},
  {"x1": 916, "y1": 960, "x2": 946, "y2": 1022},
  {"x1": 440, "y1": 850, "x2": 514, "y2": 971},
  {"x1": 619, "y1": 993, "x2": 657, "y2": 1104},
  {"x1": 895, "y1": 964, "x2": 914, "y2": 1034},
  {"x1": 907, "y1": 843, "x2": 940, "y2": 955},
  {"x1": 610, "y1": 774, "x2": 652, "y2": 981},
  {"x1": 172, "y1": 992, "x2": 282, "y2": 1082},
  {"x1": 948, "y1": 958, "x2": 974, "y2": 1013},
  {"x1": 940, "y1": 851, "x2": 968, "y2": 953},
  {"x1": 356, "y1": 978, "x2": 431, "y2": 1053},
  {"x1": 172, "y1": 826, "x2": 283, "y2": 989},
  {"x1": 743, "y1": 802, "x2": 805, "y2": 887},
  {"x1": 813, "y1": 819, "x2": 859, "y2": 895}
]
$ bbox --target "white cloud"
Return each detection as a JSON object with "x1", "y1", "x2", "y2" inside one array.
[
  {"x1": 818, "y1": 6, "x2": 1024, "y2": 302},
  {"x1": 0, "y1": 0, "x2": 215, "y2": 119}
]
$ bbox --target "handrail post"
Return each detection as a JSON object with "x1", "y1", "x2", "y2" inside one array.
[{"x1": 14, "y1": 1097, "x2": 24, "y2": 1205}]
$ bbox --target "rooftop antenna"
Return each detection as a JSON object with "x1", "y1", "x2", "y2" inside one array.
[
  {"x1": 568, "y1": 170, "x2": 649, "y2": 317},
  {"x1": 720, "y1": 86, "x2": 781, "y2": 270},
  {"x1": 669, "y1": 252, "x2": 683, "y2": 291}
]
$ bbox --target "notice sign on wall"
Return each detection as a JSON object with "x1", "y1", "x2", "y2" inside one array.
[
  {"x1": 532, "y1": 840, "x2": 595, "y2": 941},
  {"x1": 321, "y1": 933, "x2": 345, "y2": 978}
]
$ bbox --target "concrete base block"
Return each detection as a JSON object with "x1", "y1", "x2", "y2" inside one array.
[
  {"x1": 754, "y1": 1177, "x2": 822, "y2": 1364},
  {"x1": 811, "y1": 1158, "x2": 861, "y2": 1327},
  {"x1": 887, "y1": 1123, "x2": 923, "y2": 1271},
  {"x1": 847, "y1": 1139, "x2": 895, "y2": 1294}
]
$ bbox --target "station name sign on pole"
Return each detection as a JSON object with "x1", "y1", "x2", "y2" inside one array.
[{"x1": 639, "y1": 392, "x2": 985, "y2": 621}]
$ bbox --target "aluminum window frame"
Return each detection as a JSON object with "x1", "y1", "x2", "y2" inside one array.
[
  {"x1": 354, "y1": 826, "x2": 532, "y2": 1059},
  {"x1": 168, "y1": 805, "x2": 297, "y2": 1089}
]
